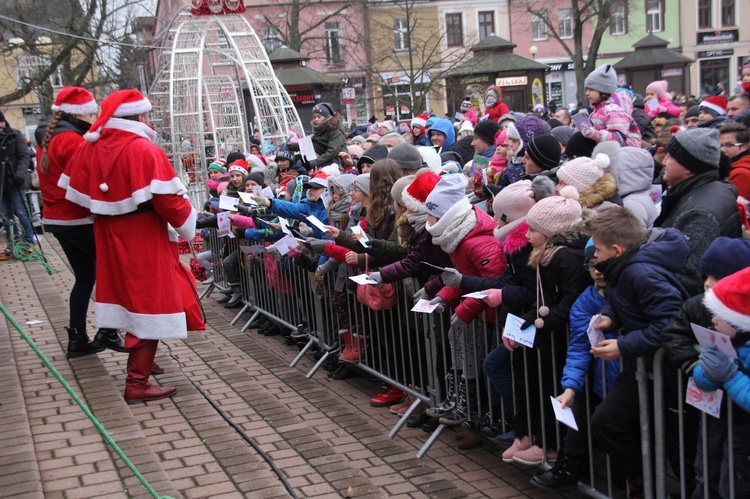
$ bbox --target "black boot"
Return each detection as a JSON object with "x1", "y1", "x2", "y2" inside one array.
[
  {"x1": 438, "y1": 377, "x2": 473, "y2": 426},
  {"x1": 425, "y1": 371, "x2": 459, "y2": 418},
  {"x1": 65, "y1": 327, "x2": 106, "y2": 359},
  {"x1": 93, "y1": 328, "x2": 126, "y2": 352},
  {"x1": 530, "y1": 452, "x2": 582, "y2": 491},
  {"x1": 332, "y1": 364, "x2": 356, "y2": 380}
]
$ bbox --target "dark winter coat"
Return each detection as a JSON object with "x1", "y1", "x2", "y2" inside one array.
[
  {"x1": 655, "y1": 170, "x2": 741, "y2": 238},
  {"x1": 0, "y1": 126, "x2": 30, "y2": 191},
  {"x1": 632, "y1": 107, "x2": 656, "y2": 142},
  {"x1": 289, "y1": 114, "x2": 347, "y2": 169},
  {"x1": 459, "y1": 221, "x2": 536, "y2": 317},
  {"x1": 661, "y1": 293, "x2": 713, "y2": 374},
  {"x1": 375, "y1": 227, "x2": 451, "y2": 285},
  {"x1": 598, "y1": 228, "x2": 690, "y2": 360},
  {"x1": 520, "y1": 228, "x2": 592, "y2": 337},
  {"x1": 449, "y1": 136, "x2": 476, "y2": 165}
]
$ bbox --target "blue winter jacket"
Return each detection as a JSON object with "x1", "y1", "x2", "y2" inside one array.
[
  {"x1": 428, "y1": 118, "x2": 456, "y2": 150},
  {"x1": 563, "y1": 285, "x2": 620, "y2": 399},
  {"x1": 695, "y1": 341, "x2": 750, "y2": 413},
  {"x1": 267, "y1": 197, "x2": 330, "y2": 237},
  {"x1": 599, "y1": 228, "x2": 690, "y2": 360}
]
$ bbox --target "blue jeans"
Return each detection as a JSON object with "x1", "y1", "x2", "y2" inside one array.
[
  {"x1": 483, "y1": 343, "x2": 514, "y2": 415},
  {"x1": 1, "y1": 189, "x2": 35, "y2": 244}
]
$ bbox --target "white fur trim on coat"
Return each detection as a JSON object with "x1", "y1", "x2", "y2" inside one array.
[
  {"x1": 95, "y1": 303, "x2": 187, "y2": 340},
  {"x1": 64, "y1": 177, "x2": 188, "y2": 216}
]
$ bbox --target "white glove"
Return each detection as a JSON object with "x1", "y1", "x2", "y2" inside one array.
[
  {"x1": 442, "y1": 268, "x2": 463, "y2": 287},
  {"x1": 369, "y1": 271, "x2": 383, "y2": 285},
  {"x1": 413, "y1": 287, "x2": 431, "y2": 303},
  {"x1": 429, "y1": 297, "x2": 446, "y2": 313}
]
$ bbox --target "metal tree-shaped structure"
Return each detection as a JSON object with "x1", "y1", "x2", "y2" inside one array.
[{"x1": 149, "y1": 7, "x2": 303, "y2": 208}]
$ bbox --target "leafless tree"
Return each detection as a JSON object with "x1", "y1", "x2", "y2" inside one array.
[{"x1": 509, "y1": 0, "x2": 618, "y2": 103}]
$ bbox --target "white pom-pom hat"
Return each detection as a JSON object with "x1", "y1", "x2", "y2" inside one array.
[
  {"x1": 51, "y1": 87, "x2": 98, "y2": 116},
  {"x1": 557, "y1": 153, "x2": 610, "y2": 193},
  {"x1": 85, "y1": 89, "x2": 152, "y2": 143}
]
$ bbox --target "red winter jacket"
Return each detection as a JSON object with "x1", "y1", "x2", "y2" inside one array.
[{"x1": 436, "y1": 207, "x2": 507, "y2": 323}]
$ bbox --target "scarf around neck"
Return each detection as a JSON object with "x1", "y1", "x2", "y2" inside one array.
[{"x1": 429, "y1": 207, "x2": 476, "y2": 253}]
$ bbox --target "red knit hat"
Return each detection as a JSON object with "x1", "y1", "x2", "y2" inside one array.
[
  {"x1": 402, "y1": 170, "x2": 441, "y2": 212},
  {"x1": 704, "y1": 267, "x2": 750, "y2": 333},
  {"x1": 228, "y1": 159, "x2": 249, "y2": 175},
  {"x1": 85, "y1": 89, "x2": 152, "y2": 143},
  {"x1": 700, "y1": 96, "x2": 728, "y2": 116},
  {"x1": 51, "y1": 87, "x2": 98, "y2": 116}
]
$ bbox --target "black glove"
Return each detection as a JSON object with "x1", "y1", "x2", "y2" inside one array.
[{"x1": 195, "y1": 213, "x2": 217, "y2": 229}]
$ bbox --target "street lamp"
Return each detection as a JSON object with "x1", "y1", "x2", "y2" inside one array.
[{"x1": 529, "y1": 45, "x2": 538, "y2": 61}]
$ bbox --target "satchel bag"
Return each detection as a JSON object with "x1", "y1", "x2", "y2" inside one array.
[{"x1": 356, "y1": 254, "x2": 397, "y2": 311}]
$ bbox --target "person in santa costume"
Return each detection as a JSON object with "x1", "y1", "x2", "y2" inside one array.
[
  {"x1": 35, "y1": 87, "x2": 128, "y2": 358},
  {"x1": 60, "y1": 89, "x2": 204, "y2": 403}
]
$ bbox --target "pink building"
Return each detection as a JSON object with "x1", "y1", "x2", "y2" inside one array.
[{"x1": 508, "y1": 0, "x2": 594, "y2": 108}]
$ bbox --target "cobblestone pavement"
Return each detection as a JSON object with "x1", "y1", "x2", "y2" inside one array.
[{"x1": 0, "y1": 234, "x2": 563, "y2": 498}]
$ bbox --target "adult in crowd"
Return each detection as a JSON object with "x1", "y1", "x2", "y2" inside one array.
[
  {"x1": 472, "y1": 120, "x2": 499, "y2": 160},
  {"x1": 719, "y1": 122, "x2": 750, "y2": 200},
  {"x1": 35, "y1": 87, "x2": 126, "y2": 357},
  {"x1": 727, "y1": 94, "x2": 750, "y2": 122},
  {"x1": 654, "y1": 127, "x2": 741, "y2": 237},
  {"x1": 62, "y1": 89, "x2": 204, "y2": 403},
  {"x1": 0, "y1": 110, "x2": 34, "y2": 258}
]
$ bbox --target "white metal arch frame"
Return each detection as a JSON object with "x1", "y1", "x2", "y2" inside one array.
[{"x1": 149, "y1": 8, "x2": 303, "y2": 208}]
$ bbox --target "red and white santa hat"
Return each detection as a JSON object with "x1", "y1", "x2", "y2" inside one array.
[
  {"x1": 228, "y1": 159, "x2": 249, "y2": 176},
  {"x1": 704, "y1": 267, "x2": 750, "y2": 333},
  {"x1": 411, "y1": 114, "x2": 429, "y2": 128},
  {"x1": 85, "y1": 89, "x2": 152, "y2": 142},
  {"x1": 51, "y1": 86, "x2": 98, "y2": 116},
  {"x1": 699, "y1": 96, "x2": 728, "y2": 116},
  {"x1": 402, "y1": 170, "x2": 441, "y2": 212}
]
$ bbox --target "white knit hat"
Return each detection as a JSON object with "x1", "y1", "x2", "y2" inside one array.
[
  {"x1": 557, "y1": 153, "x2": 610, "y2": 193},
  {"x1": 424, "y1": 174, "x2": 468, "y2": 219}
]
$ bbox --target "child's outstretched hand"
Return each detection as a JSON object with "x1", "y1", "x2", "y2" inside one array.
[
  {"x1": 699, "y1": 344, "x2": 738, "y2": 383},
  {"x1": 557, "y1": 388, "x2": 576, "y2": 409}
]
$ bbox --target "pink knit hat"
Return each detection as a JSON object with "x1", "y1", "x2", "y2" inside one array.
[
  {"x1": 494, "y1": 129, "x2": 508, "y2": 147},
  {"x1": 492, "y1": 177, "x2": 554, "y2": 241},
  {"x1": 557, "y1": 153, "x2": 610, "y2": 193},
  {"x1": 646, "y1": 80, "x2": 668, "y2": 100},
  {"x1": 526, "y1": 186, "x2": 582, "y2": 237}
]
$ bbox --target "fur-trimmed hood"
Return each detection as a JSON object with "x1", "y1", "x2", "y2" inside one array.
[
  {"x1": 579, "y1": 172, "x2": 618, "y2": 209},
  {"x1": 502, "y1": 220, "x2": 530, "y2": 255},
  {"x1": 316, "y1": 113, "x2": 343, "y2": 134}
]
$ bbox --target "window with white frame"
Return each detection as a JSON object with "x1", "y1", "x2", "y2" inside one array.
[
  {"x1": 532, "y1": 10, "x2": 548, "y2": 41},
  {"x1": 558, "y1": 9, "x2": 572, "y2": 39},
  {"x1": 16, "y1": 55, "x2": 63, "y2": 89},
  {"x1": 445, "y1": 13, "x2": 463, "y2": 47},
  {"x1": 325, "y1": 22, "x2": 342, "y2": 64},
  {"x1": 478, "y1": 11, "x2": 495, "y2": 40},
  {"x1": 393, "y1": 18, "x2": 409, "y2": 51},
  {"x1": 262, "y1": 25, "x2": 283, "y2": 53},
  {"x1": 721, "y1": 0, "x2": 735, "y2": 26},
  {"x1": 610, "y1": 0, "x2": 628, "y2": 35},
  {"x1": 646, "y1": 0, "x2": 663, "y2": 32}
]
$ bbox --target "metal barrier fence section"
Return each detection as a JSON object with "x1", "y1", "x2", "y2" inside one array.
[{"x1": 200, "y1": 228, "x2": 745, "y2": 499}]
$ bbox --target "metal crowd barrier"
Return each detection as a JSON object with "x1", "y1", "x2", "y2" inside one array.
[{"x1": 199, "y1": 231, "x2": 745, "y2": 499}]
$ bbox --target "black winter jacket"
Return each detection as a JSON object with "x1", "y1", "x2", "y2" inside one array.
[
  {"x1": 655, "y1": 170, "x2": 741, "y2": 238},
  {"x1": 0, "y1": 126, "x2": 30, "y2": 191},
  {"x1": 661, "y1": 294, "x2": 713, "y2": 374}
]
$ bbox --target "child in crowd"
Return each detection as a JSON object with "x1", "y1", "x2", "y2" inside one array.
[
  {"x1": 531, "y1": 238, "x2": 620, "y2": 490},
  {"x1": 287, "y1": 102, "x2": 347, "y2": 170},
  {"x1": 502, "y1": 187, "x2": 591, "y2": 467},
  {"x1": 251, "y1": 173, "x2": 330, "y2": 237},
  {"x1": 581, "y1": 64, "x2": 642, "y2": 147},
  {"x1": 644, "y1": 80, "x2": 680, "y2": 119},
  {"x1": 556, "y1": 153, "x2": 619, "y2": 212},
  {"x1": 217, "y1": 160, "x2": 249, "y2": 307},
  {"x1": 691, "y1": 267, "x2": 750, "y2": 498},
  {"x1": 586, "y1": 207, "x2": 691, "y2": 494}
]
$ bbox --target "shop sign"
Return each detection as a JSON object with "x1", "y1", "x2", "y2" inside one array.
[
  {"x1": 545, "y1": 61, "x2": 586, "y2": 73},
  {"x1": 495, "y1": 76, "x2": 527, "y2": 87},
  {"x1": 286, "y1": 85, "x2": 315, "y2": 105},
  {"x1": 342, "y1": 87, "x2": 355, "y2": 105},
  {"x1": 697, "y1": 30, "x2": 738, "y2": 45},
  {"x1": 459, "y1": 75, "x2": 490, "y2": 85},
  {"x1": 698, "y1": 49, "x2": 734, "y2": 58},
  {"x1": 661, "y1": 68, "x2": 683, "y2": 78}
]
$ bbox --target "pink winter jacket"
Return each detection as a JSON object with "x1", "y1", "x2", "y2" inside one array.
[
  {"x1": 229, "y1": 213, "x2": 256, "y2": 229},
  {"x1": 436, "y1": 207, "x2": 507, "y2": 323},
  {"x1": 645, "y1": 97, "x2": 680, "y2": 119}
]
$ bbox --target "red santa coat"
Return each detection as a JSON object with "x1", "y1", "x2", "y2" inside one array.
[
  {"x1": 37, "y1": 131, "x2": 92, "y2": 226},
  {"x1": 60, "y1": 119, "x2": 203, "y2": 339}
]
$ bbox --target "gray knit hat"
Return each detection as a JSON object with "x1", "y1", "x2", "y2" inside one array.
[
  {"x1": 388, "y1": 142, "x2": 424, "y2": 171},
  {"x1": 391, "y1": 174, "x2": 416, "y2": 207},
  {"x1": 666, "y1": 128, "x2": 721, "y2": 175},
  {"x1": 352, "y1": 173, "x2": 371, "y2": 196},
  {"x1": 584, "y1": 64, "x2": 618, "y2": 95}
]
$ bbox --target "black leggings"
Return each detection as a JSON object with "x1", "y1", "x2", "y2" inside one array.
[{"x1": 52, "y1": 225, "x2": 96, "y2": 330}]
